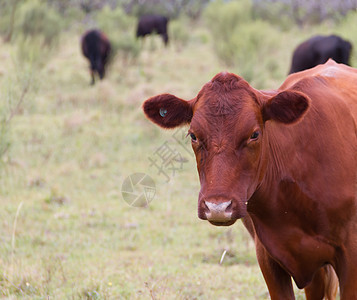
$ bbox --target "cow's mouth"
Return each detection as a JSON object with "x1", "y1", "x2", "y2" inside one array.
[{"x1": 208, "y1": 220, "x2": 237, "y2": 226}]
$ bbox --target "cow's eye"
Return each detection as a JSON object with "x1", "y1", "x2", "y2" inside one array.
[
  {"x1": 250, "y1": 131, "x2": 259, "y2": 140},
  {"x1": 189, "y1": 133, "x2": 197, "y2": 141}
]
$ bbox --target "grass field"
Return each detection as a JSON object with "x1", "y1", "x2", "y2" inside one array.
[{"x1": 0, "y1": 13, "x2": 351, "y2": 299}]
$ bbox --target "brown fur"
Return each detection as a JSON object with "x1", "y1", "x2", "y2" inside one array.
[{"x1": 142, "y1": 60, "x2": 357, "y2": 299}]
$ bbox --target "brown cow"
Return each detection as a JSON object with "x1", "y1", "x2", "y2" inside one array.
[{"x1": 143, "y1": 60, "x2": 357, "y2": 299}]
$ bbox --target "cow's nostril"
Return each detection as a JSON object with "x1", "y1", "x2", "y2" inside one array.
[
  {"x1": 204, "y1": 200, "x2": 232, "y2": 222},
  {"x1": 203, "y1": 201, "x2": 210, "y2": 214},
  {"x1": 205, "y1": 200, "x2": 232, "y2": 212},
  {"x1": 225, "y1": 201, "x2": 232, "y2": 212}
]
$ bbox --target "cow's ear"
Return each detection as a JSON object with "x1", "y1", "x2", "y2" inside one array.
[
  {"x1": 262, "y1": 90, "x2": 310, "y2": 124},
  {"x1": 143, "y1": 93, "x2": 193, "y2": 128}
]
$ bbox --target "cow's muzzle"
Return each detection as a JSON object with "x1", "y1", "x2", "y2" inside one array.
[
  {"x1": 205, "y1": 200, "x2": 237, "y2": 226},
  {"x1": 198, "y1": 196, "x2": 246, "y2": 226},
  {"x1": 204, "y1": 200, "x2": 232, "y2": 222}
]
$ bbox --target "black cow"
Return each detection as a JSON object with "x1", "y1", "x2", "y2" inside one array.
[
  {"x1": 81, "y1": 29, "x2": 111, "y2": 85},
  {"x1": 136, "y1": 15, "x2": 169, "y2": 46},
  {"x1": 289, "y1": 34, "x2": 352, "y2": 74}
]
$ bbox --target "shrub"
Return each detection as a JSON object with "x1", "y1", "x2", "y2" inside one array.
[
  {"x1": 95, "y1": 6, "x2": 141, "y2": 64},
  {"x1": 203, "y1": 0, "x2": 254, "y2": 66},
  {"x1": 16, "y1": 0, "x2": 62, "y2": 47},
  {"x1": 0, "y1": 73, "x2": 31, "y2": 165},
  {"x1": 10, "y1": 0, "x2": 63, "y2": 69},
  {"x1": 203, "y1": 0, "x2": 252, "y2": 42},
  {"x1": 203, "y1": 0, "x2": 285, "y2": 88},
  {"x1": 335, "y1": 10, "x2": 357, "y2": 67},
  {"x1": 15, "y1": 37, "x2": 48, "y2": 69},
  {"x1": 0, "y1": 114, "x2": 10, "y2": 164},
  {"x1": 131, "y1": 3, "x2": 171, "y2": 19},
  {"x1": 182, "y1": 0, "x2": 210, "y2": 19},
  {"x1": 0, "y1": 0, "x2": 15, "y2": 40},
  {"x1": 58, "y1": 6, "x2": 86, "y2": 29},
  {"x1": 252, "y1": 1, "x2": 293, "y2": 31},
  {"x1": 169, "y1": 17, "x2": 190, "y2": 50},
  {"x1": 0, "y1": 83, "x2": 13, "y2": 164},
  {"x1": 0, "y1": 55, "x2": 37, "y2": 167},
  {"x1": 231, "y1": 20, "x2": 282, "y2": 83},
  {"x1": 96, "y1": 5, "x2": 134, "y2": 34},
  {"x1": 115, "y1": 34, "x2": 141, "y2": 64},
  {"x1": 253, "y1": 0, "x2": 357, "y2": 26}
]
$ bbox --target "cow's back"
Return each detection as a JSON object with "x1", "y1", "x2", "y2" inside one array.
[
  {"x1": 283, "y1": 60, "x2": 357, "y2": 123},
  {"x1": 137, "y1": 15, "x2": 168, "y2": 36}
]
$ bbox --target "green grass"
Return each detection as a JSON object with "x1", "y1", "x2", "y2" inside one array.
[{"x1": 0, "y1": 15, "x2": 348, "y2": 299}]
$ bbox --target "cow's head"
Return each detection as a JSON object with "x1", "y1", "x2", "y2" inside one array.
[{"x1": 143, "y1": 72, "x2": 310, "y2": 226}]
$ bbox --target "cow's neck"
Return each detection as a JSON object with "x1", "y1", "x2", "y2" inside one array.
[
  {"x1": 245, "y1": 119, "x2": 345, "y2": 287},
  {"x1": 253, "y1": 122, "x2": 292, "y2": 200}
]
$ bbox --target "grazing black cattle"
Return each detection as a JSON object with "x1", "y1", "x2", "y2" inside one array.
[
  {"x1": 81, "y1": 29, "x2": 111, "y2": 85},
  {"x1": 289, "y1": 34, "x2": 352, "y2": 74},
  {"x1": 136, "y1": 15, "x2": 169, "y2": 46}
]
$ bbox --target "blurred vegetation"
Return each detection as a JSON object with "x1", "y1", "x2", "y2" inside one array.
[
  {"x1": 169, "y1": 17, "x2": 190, "y2": 50},
  {"x1": 253, "y1": 0, "x2": 357, "y2": 26},
  {"x1": 95, "y1": 5, "x2": 141, "y2": 65},
  {"x1": 0, "y1": 0, "x2": 52, "y2": 167},
  {"x1": 0, "y1": 61, "x2": 36, "y2": 167},
  {"x1": 252, "y1": 1, "x2": 294, "y2": 30},
  {"x1": 203, "y1": 0, "x2": 283, "y2": 85},
  {"x1": 1, "y1": 0, "x2": 357, "y2": 298},
  {"x1": 0, "y1": 0, "x2": 62, "y2": 46},
  {"x1": 0, "y1": 0, "x2": 63, "y2": 70},
  {"x1": 203, "y1": 0, "x2": 253, "y2": 66},
  {"x1": 0, "y1": 112, "x2": 9, "y2": 165},
  {"x1": 0, "y1": 0, "x2": 355, "y2": 165},
  {"x1": 334, "y1": 10, "x2": 357, "y2": 67},
  {"x1": 203, "y1": 0, "x2": 357, "y2": 87},
  {"x1": 16, "y1": 0, "x2": 62, "y2": 46}
]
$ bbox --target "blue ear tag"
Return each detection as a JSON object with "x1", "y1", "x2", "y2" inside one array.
[{"x1": 159, "y1": 108, "x2": 167, "y2": 117}]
